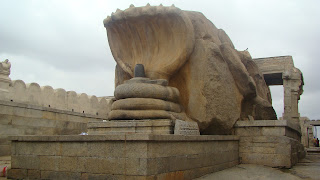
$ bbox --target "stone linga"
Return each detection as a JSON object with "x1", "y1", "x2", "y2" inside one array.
[{"x1": 104, "y1": 4, "x2": 277, "y2": 135}]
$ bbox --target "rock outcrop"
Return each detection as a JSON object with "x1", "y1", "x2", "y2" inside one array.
[{"x1": 104, "y1": 5, "x2": 277, "y2": 134}]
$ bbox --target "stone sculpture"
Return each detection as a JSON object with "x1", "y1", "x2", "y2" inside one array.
[
  {"x1": 104, "y1": 4, "x2": 277, "y2": 134},
  {"x1": 109, "y1": 64, "x2": 191, "y2": 122},
  {"x1": 0, "y1": 59, "x2": 11, "y2": 92},
  {"x1": 0, "y1": 59, "x2": 11, "y2": 75}
]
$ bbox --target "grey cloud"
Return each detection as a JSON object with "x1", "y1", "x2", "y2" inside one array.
[{"x1": 0, "y1": 0, "x2": 114, "y2": 72}]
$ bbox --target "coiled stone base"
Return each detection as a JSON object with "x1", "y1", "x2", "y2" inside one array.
[
  {"x1": 108, "y1": 77, "x2": 188, "y2": 121},
  {"x1": 112, "y1": 98, "x2": 182, "y2": 112}
]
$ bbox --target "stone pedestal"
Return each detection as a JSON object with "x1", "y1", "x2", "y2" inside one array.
[
  {"x1": 89, "y1": 73, "x2": 198, "y2": 136},
  {"x1": 8, "y1": 134, "x2": 239, "y2": 180},
  {"x1": 108, "y1": 77, "x2": 188, "y2": 121},
  {"x1": 235, "y1": 120, "x2": 306, "y2": 168}
]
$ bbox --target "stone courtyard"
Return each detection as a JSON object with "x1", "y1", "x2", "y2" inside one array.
[{"x1": 0, "y1": 4, "x2": 319, "y2": 180}]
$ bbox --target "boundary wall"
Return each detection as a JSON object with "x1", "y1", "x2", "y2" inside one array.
[
  {"x1": 0, "y1": 80, "x2": 113, "y2": 118},
  {"x1": 0, "y1": 79, "x2": 114, "y2": 156}
]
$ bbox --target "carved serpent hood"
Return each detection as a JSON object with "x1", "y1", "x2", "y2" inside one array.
[{"x1": 104, "y1": 4, "x2": 195, "y2": 80}]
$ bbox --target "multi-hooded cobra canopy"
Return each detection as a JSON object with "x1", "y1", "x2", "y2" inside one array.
[{"x1": 104, "y1": 4, "x2": 195, "y2": 80}]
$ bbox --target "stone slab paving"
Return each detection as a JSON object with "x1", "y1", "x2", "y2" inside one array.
[
  {"x1": 286, "y1": 152, "x2": 320, "y2": 179},
  {"x1": 196, "y1": 152, "x2": 320, "y2": 180},
  {"x1": 195, "y1": 164, "x2": 302, "y2": 180}
]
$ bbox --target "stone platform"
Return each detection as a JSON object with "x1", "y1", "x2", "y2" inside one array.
[
  {"x1": 235, "y1": 120, "x2": 306, "y2": 168},
  {"x1": 87, "y1": 119, "x2": 174, "y2": 135},
  {"x1": 8, "y1": 134, "x2": 239, "y2": 180}
]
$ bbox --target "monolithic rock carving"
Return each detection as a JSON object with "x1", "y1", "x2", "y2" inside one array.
[
  {"x1": 104, "y1": 5, "x2": 277, "y2": 134},
  {"x1": 104, "y1": 5, "x2": 194, "y2": 80}
]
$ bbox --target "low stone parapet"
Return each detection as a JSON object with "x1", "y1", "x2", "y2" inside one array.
[
  {"x1": 8, "y1": 134, "x2": 239, "y2": 179},
  {"x1": 235, "y1": 120, "x2": 306, "y2": 168},
  {"x1": 238, "y1": 135, "x2": 305, "y2": 167},
  {"x1": 235, "y1": 120, "x2": 301, "y2": 141}
]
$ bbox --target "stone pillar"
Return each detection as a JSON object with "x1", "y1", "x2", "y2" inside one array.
[
  {"x1": 283, "y1": 77, "x2": 291, "y2": 120},
  {"x1": 307, "y1": 126, "x2": 314, "y2": 147},
  {"x1": 0, "y1": 59, "x2": 11, "y2": 92},
  {"x1": 282, "y1": 68, "x2": 303, "y2": 128}
]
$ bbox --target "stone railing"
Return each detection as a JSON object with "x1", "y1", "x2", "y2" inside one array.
[{"x1": 0, "y1": 79, "x2": 113, "y2": 118}]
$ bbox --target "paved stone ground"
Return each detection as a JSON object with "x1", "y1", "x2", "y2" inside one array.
[
  {"x1": 0, "y1": 152, "x2": 319, "y2": 179},
  {"x1": 196, "y1": 151, "x2": 320, "y2": 180},
  {"x1": 285, "y1": 151, "x2": 320, "y2": 179}
]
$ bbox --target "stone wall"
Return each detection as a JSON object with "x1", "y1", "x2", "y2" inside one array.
[
  {"x1": 0, "y1": 100, "x2": 108, "y2": 156},
  {"x1": 0, "y1": 79, "x2": 114, "y2": 156},
  {"x1": 235, "y1": 120, "x2": 301, "y2": 141},
  {"x1": 238, "y1": 135, "x2": 305, "y2": 168},
  {"x1": 8, "y1": 134, "x2": 239, "y2": 179},
  {"x1": 0, "y1": 80, "x2": 113, "y2": 118},
  {"x1": 235, "y1": 120, "x2": 306, "y2": 168}
]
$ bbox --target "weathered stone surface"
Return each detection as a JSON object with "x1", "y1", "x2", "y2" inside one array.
[
  {"x1": 0, "y1": 59, "x2": 11, "y2": 92},
  {"x1": 109, "y1": 110, "x2": 172, "y2": 120},
  {"x1": 115, "y1": 64, "x2": 131, "y2": 88},
  {"x1": 0, "y1": 79, "x2": 112, "y2": 118},
  {"x1": 235, "y1": 120, "x2": 306, "y2": 168},
  {"x1": 114, "y1": 82, "x2": 180, "y2": 103},
  {"x1": 0, "y1": 100, "x2": 95, "y2": 156},
  {"x1": 125, "y1": 77, "x2": 169, "y2": 86},
  {"x1": 7, "y1": 169, "x2": 27, "y2": 179},
  {"x1": 105, "y1": 5, "x2": 277, "y2": 134},
  {"x1": 174, "y1": 119, "x2": 200, "y2": 135},
  {"x1": 28, "y1": 169, "x2": 41, "y2": 179},
  {"x1": 88, "y1": 119, "x2": 174, "y2": 135},
  {"x1": 104, "y1": 5, "x2": 195, "y2": 80},
  {"x1": 112, "y1": 98, "x2": 182, "y2": 112},
  {"x1": 108, "y1": 74, "x2": 192, "y2": 123},
  {"x1": 9, "y1": 134, "x2": 239, "y2": 179},
  {"x1": 235, "y1": 120, "x2": 301, "y2": 141},
  {"x1": 243, "y1": 54, "x2": 277, "y2": 120},
  {"x1": 170, "y1": 38, "x2": 242, "y2": 135}
]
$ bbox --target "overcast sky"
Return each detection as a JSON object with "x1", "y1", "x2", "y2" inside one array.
[{"x1": 1, "y1": 0, "x2": 320, "y2": 126}]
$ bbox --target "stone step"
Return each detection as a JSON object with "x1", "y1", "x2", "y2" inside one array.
[{"x1": 306, "y1": 148, "x2": 320, "y2": 153}]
